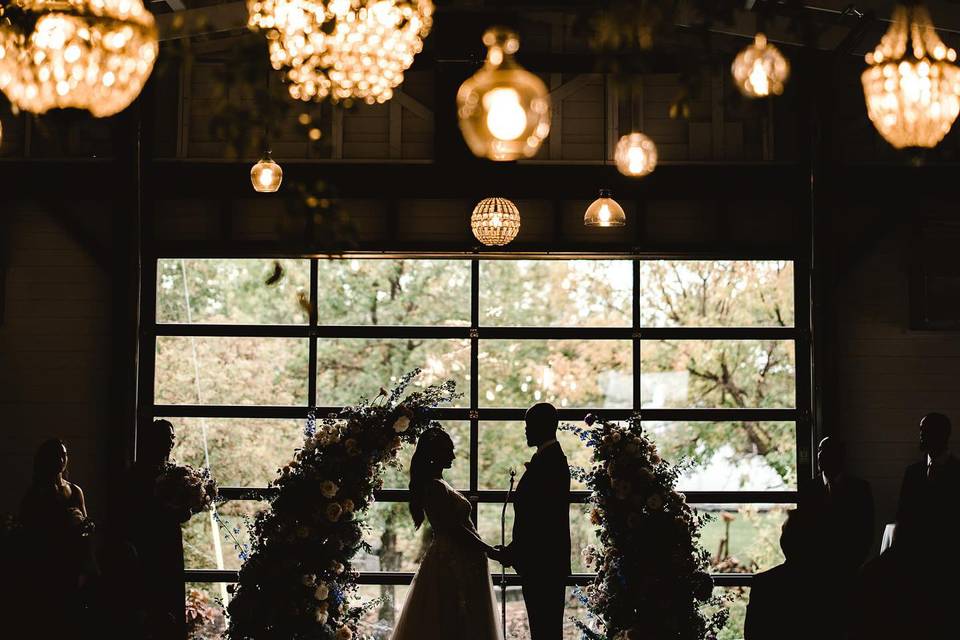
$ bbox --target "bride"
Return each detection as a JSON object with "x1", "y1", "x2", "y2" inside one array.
[{"x1": 391, "y1": 427, "x2": 502, "y2": 640}]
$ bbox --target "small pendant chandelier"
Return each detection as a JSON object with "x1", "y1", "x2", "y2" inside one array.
[
  {"x1": 731, "y1": 33, "x2": 790, "y2": 98},
  {"x1": 251, "y1": 152, "x2": 283, "y2": 193},
  {"x1": 862, "y1": 3, "x2": 960, "y2": 149},
  {"x1": 471, "y1": 197, "x2": 521, "y2": 246},
  {"x1": 583, "y1": 190, "x2": 625, "y2": 227},
  {"x1": 456, "y1": 27, "x2": 551, "y2": 161}
]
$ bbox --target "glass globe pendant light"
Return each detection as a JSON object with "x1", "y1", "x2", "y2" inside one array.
[
  {"x1": 251, "y1": 152, "x2": 283, "y2": 193},
  {"x1": 471, "y1": 197, "x2": 521, "y2": 246},
  {"x1": 456, "y1": 27, "x2": 551, "y2": 161},
  {"x1": 731, "y1": 33, "x2": 790, "y2": 98},
  {"x1": 614, "y1": 132, "x2": 658, "y2": 177},
  {"x1": 583, "y1": 189, "x2": 625, "y2": 227}
]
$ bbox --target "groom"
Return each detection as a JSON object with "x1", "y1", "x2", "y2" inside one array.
[{"x1": 496, "y1": 402, "x2": 571, "y2": 639}]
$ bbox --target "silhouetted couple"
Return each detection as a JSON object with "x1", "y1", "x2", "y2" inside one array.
[{"x1": 392, "y1": 402, "x2": 571, "y2": 640}]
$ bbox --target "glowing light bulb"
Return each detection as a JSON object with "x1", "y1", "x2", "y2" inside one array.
[
  {"x1": 598, "y1": 204, "x2": 610, "y2": 223},
  {"x1": 250, "y1": 154, "x2": 283, "y2": 193},
  {"x1": 258, "y1": 168, "x2": 275, "y2": 187},
  {"x1": 614, "y1": 132, "x2": 658, "y2": 177},
  {"x1": 484, "y1": 87, "x2": 527, "y2": 141},
  {"x1": 749, "y1": 59, "x2": 770, "y2": 96}
]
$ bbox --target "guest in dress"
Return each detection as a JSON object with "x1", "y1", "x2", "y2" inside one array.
[
  {"x1": 16, "y1": 439, "x2": 98, "y2": 637},
  {"x1": 124, "y1": 419, "x2": 190, "y2": 639},
  {"x1": 744, "y1": 509, "x2": 816, "y2": 640},
  {"x1": 896, "y1": 412, "x2": 960, "y2": 544}
]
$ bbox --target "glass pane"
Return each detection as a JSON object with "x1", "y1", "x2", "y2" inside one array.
[
  {"x1": 316, "y1": 339, "x2": 470, "y2": 406},
  {"x1": 714, "y1": 586, "x2": 750, "y2": 640},
  {"x1": 169, "y1": 418, "x2": 305, "y2": 487},
  {"x1": 644, "y1": 421, "x2": 797, "y2": 491},
  {"x1": 316, "y1": 258, "x2": 471, "y2": 326},
  {"x1": 476, "y1": 503, "x2": 597, "y2": 576},
  {"x1": 479, "y1": 340, "x2": 632, "y2": 408},
  {"x1": 480, "y1": 260, "x2": 632, "y2": 327},
  {"x1": 479, "y1": 422, "x2": 594, "y2": 490},
  {"x1": 156, "y1": 337, "x2": 309, "y2": 405},
  {"x1": 356, "y1": 502, "x2": 431, "y2": 574},
  {"x1": 183, "y1": 500, "x2": 270, "y2": 570},
  {"x1": 355, "y1": 584, "x2": 411, "y2": 638},
  {"x1": 185, "y1": 582, "x2": 233, "y2": 639},
  {"x1": 699, "y1": 503, "x2": 793, "y2": 574},
  {"x1": 640, "y1": 260, "x2": 794, "y2": 327},
  {"x1": 640, "y1": 340, "x2": 795, "y2": 408},
  {"x1": 158, "y1": 259, "x2": 310, "y2": 324},
  {"x1": 381, "y1": 421, "x2": 470, "y2": 490}
]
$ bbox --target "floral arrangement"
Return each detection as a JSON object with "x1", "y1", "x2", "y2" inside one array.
[
  {"x1": 155, "y1": 462, "x2": 219, "y2": 516},
  {"x1": 225, "y1": 369, "x2": 457, "y2": 640},
  {"x1": 569, "y1": 414, "x2": 728, "y2": 640}
]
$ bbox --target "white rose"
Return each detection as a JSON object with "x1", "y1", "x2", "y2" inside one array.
[
  {"x1": 320, "y1": 481, "x2": 339, "y2": 499},
  {"x1": 314, "y1": 583, "x2": 329, "y2": 600},
  {"x1": 392, "y1": 416, "x2": 410, "y2": 433},
  {"x1": 302, "y1": 574, "x2": 316, "y2": 587},
  {"x1": 315, "y1": 609, "x2": 328, "y2": 624}
]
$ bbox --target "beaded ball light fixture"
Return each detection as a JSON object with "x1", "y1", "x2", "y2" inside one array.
[
  {"x1": 457, "y1": 27, "x2": 551, "y2": 161},
  {"x1": 614, "y1": 132, "x2": 658, "y2": 177},
  {"x1": 0, "y1": 0, "x2": 158, "y2": 117},
  {"x1": 731, "y1": 33, "x2": 790, "y2": 98},
  {"x1": 247, "y1": 0, "x2": 434, "y2": 105},
  {"x1": 471, "y1": 197, "x2": 521, "y2": 246},
  {"x1": 583, "y1": 189, "x2": 625, "y2": 228},
  {"x1": 862, "y1": 3, "x2": 960, "y2": 149}
]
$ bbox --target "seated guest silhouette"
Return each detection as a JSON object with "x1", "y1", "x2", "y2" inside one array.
[
  {"x1": 896, "y1": 412, "x2": 960, "y2": 539},
  {"x1": 811, "y1": 437, "x2": 874, "y2": 573},
  {"x1": 744, "y1": 509, "x2": 816, "y2": 640}
]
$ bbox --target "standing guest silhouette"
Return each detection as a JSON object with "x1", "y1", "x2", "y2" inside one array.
[
  {"x1": 896, "y1": 412, "x2": 960, "y2": 540},
  {"x1": 809, "y1": 437, "x2": 874, "y2": 639},
  {"x1": 125, "y1": 419, "x2": 190, "y2": 639},
  {"x1": 744, "y1": 509, "x2": 816, "y2": 640},
  {"x1": 811, "y1": 437, "x2": 875, "y2": 572},
  {"x1": 16, "y1": 439, "x2": 98, "y2": 637},
  {"x1": 495, "y1": 403, "x2": 571, "y2": 640}
]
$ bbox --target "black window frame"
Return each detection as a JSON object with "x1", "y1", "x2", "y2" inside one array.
[{"x1": 141, "y1": 254, "x2": 810, "y2": 592}]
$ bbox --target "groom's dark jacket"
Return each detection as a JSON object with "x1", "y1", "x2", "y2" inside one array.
[{"x1": 508, "y1": 441, "x2": 571, "y2": 578}]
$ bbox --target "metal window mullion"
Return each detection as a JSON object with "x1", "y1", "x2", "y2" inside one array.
[
  {"x1": 308, "y1": 259, "x2": 319, "y2": 409},
  {"x1": 469, "y1": 258, "x2": 480, "y2": 522},
  {"x1": 633, "y1": 258, "x2": 642, "y2": 414}
]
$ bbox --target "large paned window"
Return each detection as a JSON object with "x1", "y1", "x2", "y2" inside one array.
[{"x1": 149, "y1": 257, "x2": 803, "y2": 640}]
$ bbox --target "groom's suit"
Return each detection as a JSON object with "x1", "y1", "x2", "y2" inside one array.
[{"x1": 506, "y1": 440, "x2": 571, "y2": 640}]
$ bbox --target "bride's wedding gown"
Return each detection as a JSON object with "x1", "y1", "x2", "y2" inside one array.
[{"x1": 391, "y1": 478, "x2": 501, "y2": 640}]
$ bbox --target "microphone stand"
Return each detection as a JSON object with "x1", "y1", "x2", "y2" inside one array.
[{"x1": 501, "y1": 468, "x2": 516, "y2": 640}]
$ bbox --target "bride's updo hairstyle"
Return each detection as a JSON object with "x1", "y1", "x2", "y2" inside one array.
[{"x1": 408, "y1": 427, "x2": 453, "y2": 529}]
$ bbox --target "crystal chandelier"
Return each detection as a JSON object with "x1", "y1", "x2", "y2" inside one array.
[
  {"x1": 731, "y1": 33, "x2": 790, "y2": 98},
  {"x1": 583, "y1": 190, "x2": 625, "y2": 227},
  {"x1": 457, "y1": 27, "x2": 551, "y2": 161},
  {"x1": 251, "y1": 153, "x2": 283, "y2": 193},
  {"x1": 0, "y1": 0, "x2": 158, "y2": 117},
  {"x1": 471, "y1": 197, "x2": 520, "y2": 246},
  {"x1": 862, "y1": 3, "x2": 960, "y2": 149},
  {"x1": 614, "y1": 132, "x2": 658, "y2": 177},
  {"x1": 247, "y1": 0, "x2": 433, "y2": 105}
]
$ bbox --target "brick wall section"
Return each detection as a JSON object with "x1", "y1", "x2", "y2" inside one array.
[{"x1": 0, "y1": 203, "x2": 111, "y2": 521}]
